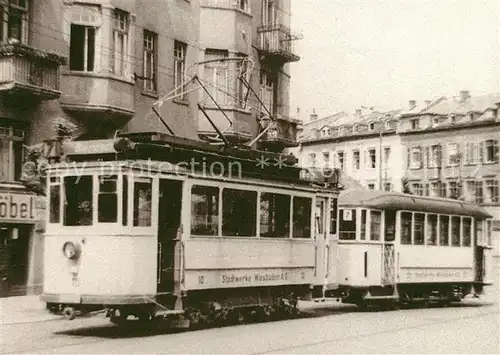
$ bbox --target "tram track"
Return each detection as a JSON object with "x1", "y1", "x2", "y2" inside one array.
[{"x1": 5, "y1": 302, "x2": 497, "y2": 355}]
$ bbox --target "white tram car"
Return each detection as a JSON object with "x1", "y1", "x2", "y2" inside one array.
[
  {"x1": 328, "y1": 189, "x2": 494, "y2": 308},
  {"x1": 41, "y1": 133, "x2": 340, "y2": 325}
]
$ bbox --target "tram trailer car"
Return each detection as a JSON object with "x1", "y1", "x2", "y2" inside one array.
[
  {"x1": 41, "y1": 137, "x2": 340, "y2": 326},
  {"x1": 326, "y1": 189, "x2": 494, "y2": 308}
]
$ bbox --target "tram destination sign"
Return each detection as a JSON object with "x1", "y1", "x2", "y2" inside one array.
[
  {"x1": 0, "y1": 193, "x2": 42, "y2": 222},
  {"x1": 185, "y1": 268, "x2": 314, "y2": 289},
  {"x1": 400, "y1": 267, "x2": 473, "y2": 283}
]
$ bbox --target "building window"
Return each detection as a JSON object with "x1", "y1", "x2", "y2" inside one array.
[
  {"x1": 174, "y1": 41, "x2": 187, "y2": 100},
  {"x1": 337, "y1": 151, "x2": 345, "y2": 171},
  {"x1": 259, "y1": 70, "x2": 277, "y2": 115},
  {"x1": 143, "y1": 30, "x2": 157, "y2": 92},
  {"x1": 352, "y1": 124, "x2": 358, "y2": 133},
  {"x1": 383, "y1": 183, "x2": 392, "y2": 191},
  {"x1": 484, "y1": 180, "x2": 499, "y2": 203},
  {"x1": 238, "y1": 0, "x2": 249, "y2": 12},
  {"x1": 474, "y1": 181, "x2": 484, "y2": 204},
  {"x1": 447, "y1": 181, "x2": 461, "y2": 199},
  {"x1": 367, "y1": 183, "x2": 375, "y2": 190},
  {"x1": 205, "y1": 49, "x2": 229, "y2": 105},
  {"x1": 409, "y1": 147, "x2": 423, "y2": 169},
  {"x1": 321, "y1": 127, "x2": 330, "y2": 137},
  {"x1": 449, "y1": 115, "x2": 456, "y2": 124},
  {"x1": 112, "y1": 9, "x2": 129, "y2": 77},
  {"x1": 368, "y1": 122, "x2": 375, "y2": 131},
  {"x1": 411, "y1": 183, "x2": 423, "y2": 196},
  {"x1": 69, "y1": 24, "x2": 96, "y2": 72},
  {"x1": 465, "y1": 142, "x2": 480, "y2": 164},
  {"x1": 0, "y1": 125, "x2": 24, "y2": 182},
  {"x1": 191, "y1": 185, "x2": 219, "y2": 235},
  {"x1": 447, "y1": 143, "x2": 460, "y2": 166},
  {"x1": 427, "y1": 144, "x2": 441, "y2": 168},
  {"x1": 1, "y1": 0, "x2": 29, "y2": 44},
  {"x1": 338, "y1": 126, "x2": 345, "y2": 136},
  {"x1": 483, "y1": 140, "x2": 499, "y2": 163},
  {"x1": 322, "y1": 152, "x2": 330, "y2": 167},
  {"x1": 308, "y1": 153, "x2": 316, "y2": 167},
  {"x1": 410, "y1": 118, "x2": 420, "y2": 130},
  {"x1": 353, "y1": 150, "x2": 360, "y2": 170},
  {"x1": 366, "y1": 148, "x2": 376, "y2": 169}
]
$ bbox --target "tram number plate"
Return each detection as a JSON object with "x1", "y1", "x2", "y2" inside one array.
[{"x1": 59, "y1": 294, "x2": 81, "y2": 303}]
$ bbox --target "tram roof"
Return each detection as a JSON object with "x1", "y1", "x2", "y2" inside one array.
[{"x1": 338, "y1": 189, "x2": 492, "y2": 218}]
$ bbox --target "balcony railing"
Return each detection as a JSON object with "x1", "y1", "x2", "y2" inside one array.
[
  {"x1": 201, "y1": 0, "x2": 250, "y2": 13},
  {"x1": 257, "y1": 24, "x2": 300, "y2": 63},
  {"x1": 260, "y1": 115, "x2": 299, "y2": 150},
  {"x1": 0, "y1": 43, "x2": 66, "y2": 100}
]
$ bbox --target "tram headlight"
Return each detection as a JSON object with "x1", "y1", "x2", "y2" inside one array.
[{"x1": 62, "y1": 241, "x2": 81, "y2": 260}]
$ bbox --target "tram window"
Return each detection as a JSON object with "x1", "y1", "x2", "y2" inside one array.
[
  {"x1": 426, "y1": 214, "x2": 438, "y2": 245},
  {"x1": 98, "y1": 175, "x2": 118, "y2": 223},
  {"x1": 133, "y1": 178, "x2": 152, "y2": 227},
  {"x1": 370, "y1": 210, "x2": 381, "y2": 241},
  {"x1": 222, "y1": 189, "x2": 257, "y2": 237},
  {"x1": 293, "y1": 197, "x2": 312, "y2": 238},
  {"x1": 260, "y1": 193, "x2": 291, "y2": 238},
  {"x1": 451, "y1": 216, "x2": 461, "y2": 247},
  {"x1": 360, "y1": 210, "x2": 366, "y2": 240},
  {"x1": 191, "y1": 185, "x2": 219, "y2": 236},
  {"x1": 476, "y1": 220, "x2": 484, "y2": 245},
  {"x1": 122, "y1": 175, "x2": 128, "y2": 226},
  {"x1": 401, "y1": 212, "x2": 412, "y2": 244},
  {"x1": 414, "y1": 213, "x2": 425, "y2": 245},
  {"x1": 329, "y1": 198, "x2": 338, "y2": 234},
  {"x1": 63, "y1": 176, "x2": 93, "y2": 226},
  {"x1": 385, "y1": 210, "x2": 396, "y2": 242},
  {"x1": 339, "y1": 209, "x2": 356, "y2": 240},
  {"x1": 462, "y1": 217, "x2": 471, "y2": 246},
  {"x1": 49, "y1": 177, "x2": 61, "y2": 223},
  {"x1": 439, "y1": 215, "x2": 449, "y2": 246}
]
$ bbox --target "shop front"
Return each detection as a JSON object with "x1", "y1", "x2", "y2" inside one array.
[{"x1": 0, "y1": 190, "x2": 45, "y2": 297}]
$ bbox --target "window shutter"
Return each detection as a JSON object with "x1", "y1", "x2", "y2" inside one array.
[
  {"x1": 425, "y1": 146, "x2": 430, "y2": 167},
  {"x1": 406, "y1": 147, "x2": 411, "y2": 168},
  {"x1": 494, "y1": 140, "x2": 499, "y2": 163},
  {"x1": 479, "y1": 141, "x2": 485, "y2": 163},
  {"x1": 417, "y1": 146, "x2": 423, "y2": 168}
]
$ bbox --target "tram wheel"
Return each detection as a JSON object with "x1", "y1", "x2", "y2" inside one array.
[{"x1": 186, "y1": 309, "x2": 204, "y2": 330}]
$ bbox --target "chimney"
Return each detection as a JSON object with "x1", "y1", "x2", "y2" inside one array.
[
  {"x1": 409, "y1": 100, "x2": 417, "y2": 110},
  {"x1": 460, "y1": 90, "x2": 470, "y2": 103},
  {"x1": 309, "y1": 109, "x2": 318, "y2": 121}
]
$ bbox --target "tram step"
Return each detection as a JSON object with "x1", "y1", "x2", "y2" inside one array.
[
  {"x1": 364, "y1": 295, "x2": 398, "y2": 300},
  {"x1": 155, "y1": 309, "x2": 185, "y2": 317}
]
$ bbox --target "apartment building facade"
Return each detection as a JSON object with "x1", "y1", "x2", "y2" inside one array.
[
  {"x1": 0, "y1": 0, "x2": 300, "y2": 296},
  {"x1": 399, "y1": 91, "x2": 500, "y2": 255},
  {"x1": 294, "y1": 92, "x2": 500, "y2": 255},
  {"x1": 198, "y1": 0, "x2": 301, "y2": 153},
  {"x1": 295, "y1": 108, "x2": 405, "y2": 191}
]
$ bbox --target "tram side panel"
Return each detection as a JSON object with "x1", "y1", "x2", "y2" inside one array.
[
  {"x1": 397, "y1": 246, "x2": 474, "y2": 284},
  {"x1": 337, "y1": 244, "x2": 383, "y2": 287},
  {"x1": 43, "y1": 235, "x2": 157, "y2": 303},
  {"x1": 182, "y1": 238, "x2": 315, "y2": 299}
]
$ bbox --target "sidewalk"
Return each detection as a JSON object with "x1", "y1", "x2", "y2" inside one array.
[{"x1": 0, "y1": 295, "x2": 61, "y2": 325}]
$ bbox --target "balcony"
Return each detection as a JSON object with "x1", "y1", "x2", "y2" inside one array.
[
  {"x1": 0, "y1": 43, "x2": 66, "y2": 101},
  {"x1": 198, "y1": 106, "x2": 254, "y2": 143},
  {"x1": 60, "y1": 72, "x2": 135, "y2": 127},
  {"x1": 256, "y1": 24, "x2": 300, "y2": 66},
  {"x1": 258, "y1": 115, "x2": 300, "y2": 152}
]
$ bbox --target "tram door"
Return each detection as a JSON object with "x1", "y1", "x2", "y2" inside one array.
[
  {"x1": 382, "y1": 210, "x2": 397, "y2": 285},
  {"x1": 314, "y1": 197, "x2": 328, "y2": 294},
  {"x1": 157, "y1": 179, "x2": 183, "y2": 294}
]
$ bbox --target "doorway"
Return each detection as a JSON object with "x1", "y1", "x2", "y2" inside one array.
[
  {"x1": 157, "y1": 179, "x2": 183, "y2": 294},
  {"x1": 0, "y1": 224, "x2": 32, "y2": 297}
]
